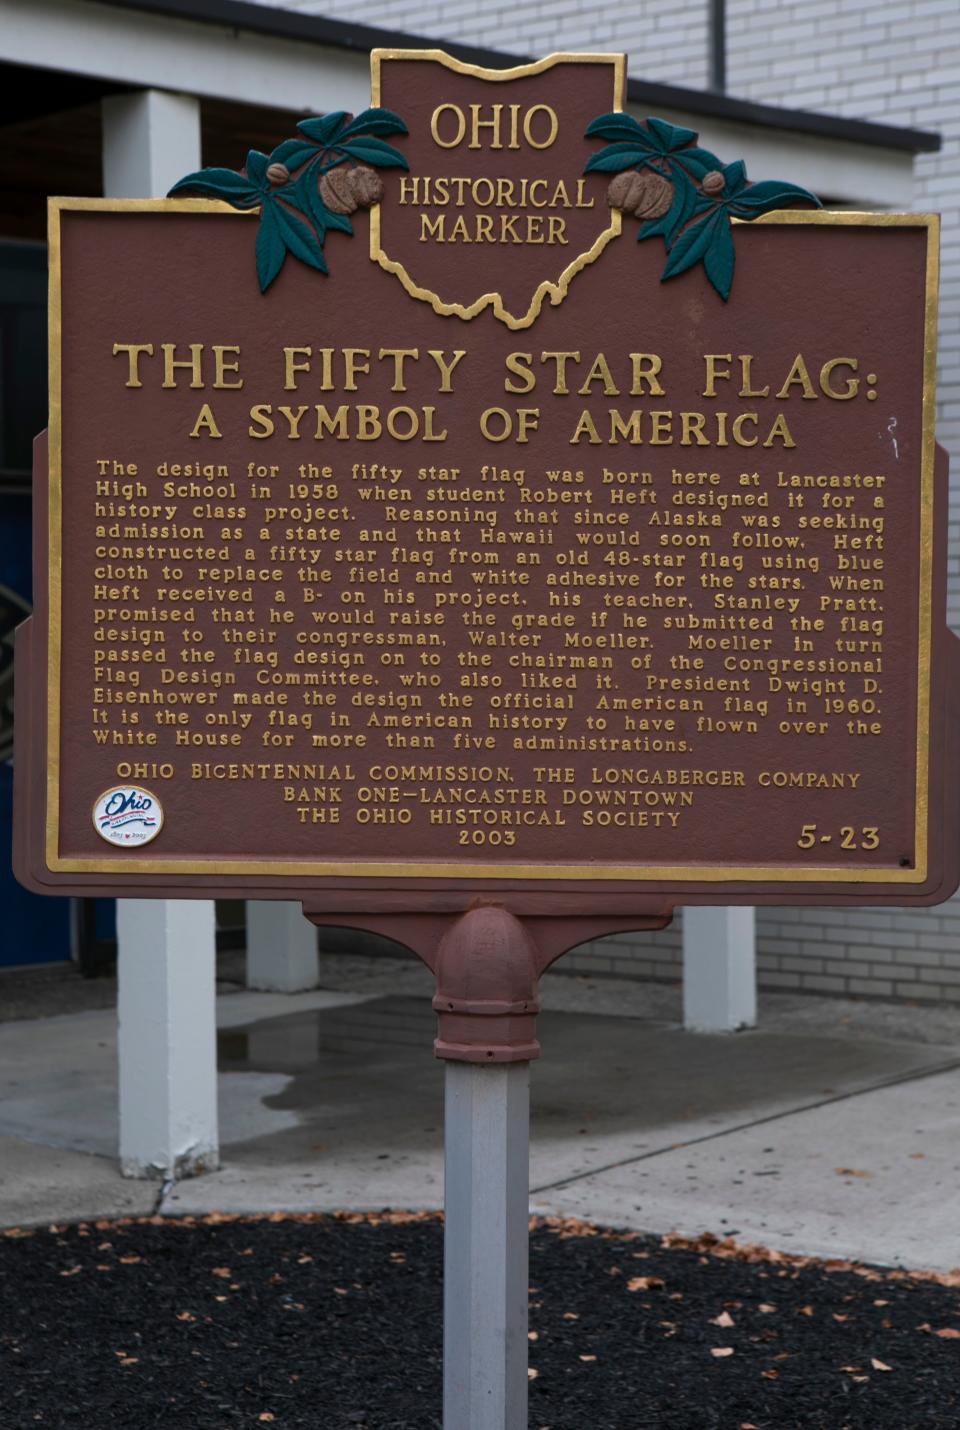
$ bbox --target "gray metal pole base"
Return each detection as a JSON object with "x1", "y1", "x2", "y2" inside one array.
[{"x1": 443, "y1": 1061, "x2": 530, "y2": 1430}]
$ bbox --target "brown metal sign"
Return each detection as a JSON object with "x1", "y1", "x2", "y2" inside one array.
[{"x1": 15, "y1": 50, "x2": 960, "y2": 910}]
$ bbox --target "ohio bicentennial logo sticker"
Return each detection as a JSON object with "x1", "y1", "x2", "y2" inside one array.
[{"x1": 92, "y1": 785, "x2": 164, "y2": 847}]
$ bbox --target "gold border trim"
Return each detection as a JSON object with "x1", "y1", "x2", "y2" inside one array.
[
  {"x1": 45, "y1": 202, "x2": 938, "y2": 884},
  {"x1": 46, "y1": 197, "x2": 61, "y2": 873},
  {"x1": 369, "y1": 49, "x2": 624, "y2": 330}
]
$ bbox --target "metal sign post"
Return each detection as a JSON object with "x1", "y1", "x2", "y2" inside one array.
[
  {"x1": 432, "y1": 905, "x2": 539, "y2": 1429},
  {"x1": 443, "y1": 1060, "x2": 530, "y2": 1430}
]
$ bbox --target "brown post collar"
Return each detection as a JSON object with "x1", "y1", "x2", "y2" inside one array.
[{"x1": 432, "y1": 903, "x2": 540, "y2": 1064}]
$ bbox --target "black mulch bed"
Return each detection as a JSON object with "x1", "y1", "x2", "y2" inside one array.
[{"x1": 2, "y1": 1213, "x2": 960, "y2": 1429}]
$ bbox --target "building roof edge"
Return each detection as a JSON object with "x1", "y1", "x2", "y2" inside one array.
[{"x1": 89, "y1": 0, "x2": 941, "y2": 154}]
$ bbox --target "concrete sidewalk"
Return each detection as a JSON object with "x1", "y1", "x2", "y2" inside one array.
[{"x1": 1, "y1": 956, "x2": 959, "y2": 1272}]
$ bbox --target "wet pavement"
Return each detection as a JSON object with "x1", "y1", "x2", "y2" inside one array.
[{"x1": 1, "y1": 957, "x2": 960, "y2": 1269}]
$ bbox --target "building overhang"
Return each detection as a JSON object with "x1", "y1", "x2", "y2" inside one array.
[{"x1": 2, "y1": 0, "x2": 941, "y2": 207}]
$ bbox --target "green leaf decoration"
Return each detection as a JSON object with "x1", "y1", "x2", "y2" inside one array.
[
  {"x1": 661, "y1": 210, "x2": 723, "y2": 282},
  {"x1": 585, "y1": 144, "x2": 659, "y2": 174},
  {"x1": 244, "y1": 150, "x2": 271, "y2": 188},
  {"x1": 703, "y1": 214, "x2": 735, "y2": 301},
  {"x1": 255, "y1": 204, "x2": 287, "y2": 292},
  {"x1": 585, "y1": 110, "x2": 821, "y2": 300},
  {"x1": 284, "y1": 170, "x2": 353, "y2": 242},
  {"x1": 167, "y1": 168, "x2": 261, "y2": 207},
  {"x1": 721, "y1": 159, "x2": 749, "y2": 197},
  {"x1": 255, "y1": 197, "x2": 329, "y2": 292},
  {"x1": 671, "y1": 147, "x2": 724, "y2": 180},
  {"x1": 318, "y1": 201, "x2": 354, "y2": 236},
  {"x1": 269, "y1": 139, "x2": 318, "y2": 170},
  {"x1": 335, "y1": 137, "x2": 409, "y2": 169},
  {"x1": 729, "y1": 179, "x2": 822, "y2": 216},
  {"x1": 168, "y1": 102, "x2": 410, "y2": 295},
  {"x1": 645, "y1": 115, "x2": 698, "y2": 150},
  {"x1": 340, "y1": 108, "x2": 408, "y2": 139},
  {"x1": 585, "y1": 113, "x2": 656, "y2": 147},
  {"x1": 296, "y1": 112, "x2": 350, "y2": 145},
  {"x1": 271, "y1": 199, "x2": 328, "y2": 276}
]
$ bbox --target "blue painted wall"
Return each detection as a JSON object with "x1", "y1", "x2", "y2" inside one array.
[{"x1": 0, "y1": 241, "x2": 72, "y2": 966}]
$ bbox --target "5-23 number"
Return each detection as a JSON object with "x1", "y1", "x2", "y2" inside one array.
[{"x1": 797, "y1": 824, "x2": 880, "y2": 850}]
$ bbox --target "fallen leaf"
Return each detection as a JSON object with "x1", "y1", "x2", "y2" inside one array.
[
  {"x1": 798, "y1": 1305, "x2": 814, "y2": 1317},
  {"x1": 528, "y1": 1368, "x2": 539, "y2": 1380},
  {"x1": 711, "y1": 1347, "x2": 735, "y2": 1358},
  {"x1": 528, "y1": 1331, "x2": 539, "y2": 1342},
  {"x1": 760, "y1": 1370, "x2": 779, "y2": 1381},
  {"x1": 627, "y1": 1276, "x2": 665, "y2": 1292},
  {"x1": 834, "y1": 1167, "x2": 873, "y2": 1179},
  {"x1": 176, "y1": 1312, "x2": 196, "y2": 1323},
  {"x1": 562, "y1": 1312, "x2": 579, "y2": 1321},
  {"x1": 333, "y1": 1288, "x2": 349, "y2": 1296},
  {"x1": 59, "y1": 1266, "x2": 82, "y2": 1277},
  {"x1": 119, "y1": 1255, "x2": 141, "y2": 1265},
  {"x1": 258, "y1": 1417, "x2": 275, "y2": 1424},
  {"x1": 711, "y1": 1311, "x2": 735, "y2": 1328},
  {"x1": 871, "y1": 1358, "x2": 893, "y2": 1372},
  {"x1": 119, "y1": 1358, "x2": 138, "y2": 1367},
  {"x1": 758, "y1": 1303, "x2": 776, "y2": 1314},
  {"x1": 910, "y1": 1152, "x2": 926, "y2": 1160},
  {"x1": 936, "y1": 1328, "x2": 960, "y2": 1339},
  {"x1": 833, "y1": 1314, "x2": 849, "y2": 1323},
  {"x1": 211, "y1": 1267, "x2": 231, "y2": 1279},
  {"x1": 874, "y1": 1300, "x2": 890, "y2": 1307},
  {"x1": 579, "y1": 1354, "x2": 597, "y2": 1362}
]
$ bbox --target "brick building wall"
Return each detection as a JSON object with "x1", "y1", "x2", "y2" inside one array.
[
  {"x1": 256, "y1": 0, "x2": 960, "y2": 1001},
  {"x1": 259, "y1": 0, "x2": 712, "y2": 88}
]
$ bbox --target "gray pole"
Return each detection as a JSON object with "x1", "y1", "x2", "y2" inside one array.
[
  {"x1": 443, "y1": 1060, "x2": 531, "y2": 1430},
  {"x1": 708, "y1": 0, "x2": 727, "y2": 93}
]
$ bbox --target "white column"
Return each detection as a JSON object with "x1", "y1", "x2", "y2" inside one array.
[
  {"x1": 117, "y1": 900, "x2": 218, "y2": 1178},
  {"x1": 246, "y1": 901, "x2": 318, "y2": 992},
  {"x1": 102, "y1": 90, "x2": 201, "y2": 197},
  {"x1": 102, "y1": 89, "x2": 217, "y2": 1178},
  {"x1": 683, "y1": 906, "x2": 757, "y2": 1033},
  {"x1": 443, "y1": 1062, "x2": 530, "y2": 1430}
]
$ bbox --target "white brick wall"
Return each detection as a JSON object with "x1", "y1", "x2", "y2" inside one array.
[
  {"x1": 727, "y1": 0, "x2": 960, "y2": 636},
  {"x1": 251, "y1": 0, "x2": 960, "y2": 1002},
  {"x1": 253, "y1": 0, "x2": 711, "y2": 86},
  {"x1": 721, "y1": 0, "x2": 960, "y2": 1005}
]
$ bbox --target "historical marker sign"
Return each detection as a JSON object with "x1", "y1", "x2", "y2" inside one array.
[{"x1": 15, "y1": 50, "x2": 959, "y2": 906}]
